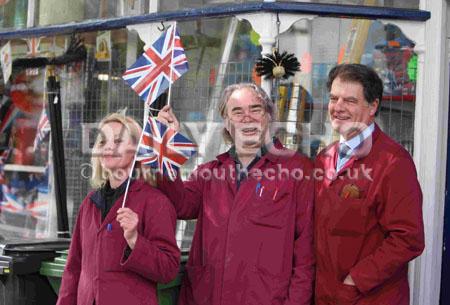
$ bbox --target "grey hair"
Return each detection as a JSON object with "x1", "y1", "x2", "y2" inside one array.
[{"x1": 218, "y1": 83, "x2": 275, "y2": 143}]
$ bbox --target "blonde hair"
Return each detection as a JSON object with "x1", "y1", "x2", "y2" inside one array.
[{"x1": 90, "y1": 113, "x2": 156, "y2": 188}]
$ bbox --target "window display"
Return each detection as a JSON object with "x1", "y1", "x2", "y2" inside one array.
[
  {"x1": 0, "y1": 67, "x2": 52, "y2": 239},
  {"x1": 0, "y1": 13, "x2": 418, "y2": 248}
]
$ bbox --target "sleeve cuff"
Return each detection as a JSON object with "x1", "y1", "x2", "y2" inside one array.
[
  {"x1": 349, "y1": 269, "x2": 367, "y2": 294},
  {"x1": 120, "y1": 235, "x2": 143, "y2": 266},
  {"x1": 123, "y1": 245, "x2": 132, "y2": 259}
]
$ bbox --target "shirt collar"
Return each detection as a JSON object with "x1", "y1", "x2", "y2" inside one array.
[
  {"x1": 227, "y1": 138, "x2": 272, "y2": 164},
  {"x1": 339, "y1": 122, "x2": 375, "y2": 150},
  {"x1": 90, "y1": 178, "x2": 141, "y2": 208}
]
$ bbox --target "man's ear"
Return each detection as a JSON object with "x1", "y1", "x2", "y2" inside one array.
[
  {"x1": 224, "y1": 117, "x2": 231, "y2": 133},
  {"x1": 369, "y1": 99, "x2": 379, "y2": 116}
]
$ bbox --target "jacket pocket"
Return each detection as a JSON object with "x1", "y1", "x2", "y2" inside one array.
[
  {"x1": 329, "y1": 198, "x2": 370, "y2": 236},
  {"x1": 247, "y1": 265, "x2": 290, "y2": 305},
  {"x1": 184, "y1": 264, "x2": 214, "y2": 305},
  {"x1": 248, "y1": 193, "x2": 290, "y2": 229},
  {"x1": 103, "y1": 225, "x2": 127, "y2": 272},
  {"x1": 335, "y1": 282, "x2": 361, "y2": 305}
]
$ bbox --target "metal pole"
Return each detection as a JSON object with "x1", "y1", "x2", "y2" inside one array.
[{"x1": 47, "y1": 67, "x2": 69, "y2": 238}]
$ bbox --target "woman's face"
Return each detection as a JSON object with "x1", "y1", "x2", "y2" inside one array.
[{"x1": 97, "y1": 122, "x2": 137, "y2": 177}]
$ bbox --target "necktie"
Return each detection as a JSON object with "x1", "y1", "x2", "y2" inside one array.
[
  {"x1": 339, "y1": 142, "x2": 351, "y2": 160},
  {"x1": 337, "y1": 142, "x2": 353, "y2": 173}
]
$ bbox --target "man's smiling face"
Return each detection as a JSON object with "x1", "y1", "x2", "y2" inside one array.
[{"x1": 328, "y1": 77, "x2": 378, "y2": 139}]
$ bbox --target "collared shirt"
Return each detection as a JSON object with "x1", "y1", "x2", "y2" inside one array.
[
  {"x1": 228, "y1": 140, "x2": 271, "y2": 189},
  {"x1": 336, "y1": 123, "x2": 375, "y2": 172}
]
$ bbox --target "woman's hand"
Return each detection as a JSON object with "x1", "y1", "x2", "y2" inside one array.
[
  {"x1": 157, "y1": 105, "x2": 180, "y2": 132},
  {"x1": 116, "y1": 208, "x2": 139, "y2": 249}
]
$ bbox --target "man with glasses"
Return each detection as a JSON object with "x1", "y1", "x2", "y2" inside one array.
[
  {"x1": 157, "y1": 83, "x2": 314, "y2": 305},
  {"x1": 314, "y1": 64, "x2": 424, "y2": 305}
]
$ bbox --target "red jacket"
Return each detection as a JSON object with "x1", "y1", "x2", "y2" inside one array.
[
  {"x1": 314, "y1": 124, "x2": 424, "y2": 305},
  {"x1": 158, "y1": 143, "x2": 315, "y2": 305},
  {"x1": 57, "y1": 180, "x2": 180, "y2": 305}
]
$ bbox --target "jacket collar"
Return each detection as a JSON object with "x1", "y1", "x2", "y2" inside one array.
[
  {"x1": 351, "y1": 122, "x2": 381, "y2": 160},
  {"x1": 216, "y1": 137, "x2": 285, "y2": 165},
  {"x1": 90, "y1": 179, "x2": 145, "y2": 208},
  {"x1": 322, "y1": 122, "x2": 382, "y2": 186},
  {"x1": 339, "y1": 122, "x2": 375, "y2": 150}
]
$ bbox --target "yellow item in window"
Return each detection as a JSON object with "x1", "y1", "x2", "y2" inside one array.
[
  {"x1": 96, "y1": 31, "x2": 112, "y2": 62},
  {"x1": 338, "y1": 0, "x2": 376, "y2": 64},
  {"x1": 96, "y1": 39, "x2": 110, "y2": 61}
]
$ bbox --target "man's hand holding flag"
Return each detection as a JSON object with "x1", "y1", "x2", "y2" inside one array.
[{"x1": 121, "y1": 23, "x2": 196, "y2": 207}]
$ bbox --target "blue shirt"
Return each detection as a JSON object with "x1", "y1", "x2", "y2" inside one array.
[{"x1": 336, "y1": 123, "x2": 375, "y2": 172}]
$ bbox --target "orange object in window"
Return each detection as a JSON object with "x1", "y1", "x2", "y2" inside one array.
[{"x1": 252, "y1": 65, "x2": 261, "y2": 86}]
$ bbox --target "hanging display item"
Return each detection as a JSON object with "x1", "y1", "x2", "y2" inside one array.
[
  {"x1": 12, "y1": 35, "x2": 86, "y2": 69},
  {"x1": 254, "y1": 13, "x2": 301, "y2": 81},
  {"x1": 24, "y1": 37, "x2": 42, "y2": 57},
  {"x1": 1, "y1": 41, "x2": 12, "y2": 84},
  {"x1": 95, "y1": 31, "x2": 111, "y2": 62},
  {"x1": 255, "y1": 50, "x2": 301, "y2": 80}
]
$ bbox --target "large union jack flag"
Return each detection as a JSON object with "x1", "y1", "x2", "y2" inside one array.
[
  {"x1": 137, "y1": 117, "x2": 196, "y2": 181},
  {"x1": 122, "y1": 25, "x2": 189, "y2": 106}
]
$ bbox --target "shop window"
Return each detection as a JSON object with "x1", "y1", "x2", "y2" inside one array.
[
  {"x1": 274, "y1": 17, "x2": 417, "y2": 158},
  {"x1": 0, "y1": 14, "x2": 418, "y2": 247},
  {"x1": 299, "y1": 0, "x2": 419, "y2": 9},
  {"x1": 0, "y1": 0, "x2": 28, "y2": 29},
  {"x1": 160, "y1": 1, "x2": 420, "y2": 12},
  {"x1": 0, "y1": 66, "x2": 51, "y2": 239},
  {"x1": 0, "y1": 1, "x2": 421, "y2": 30}
]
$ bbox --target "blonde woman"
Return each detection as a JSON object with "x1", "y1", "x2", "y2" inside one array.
[{"x1": 57, "y1": 113, "x2": 180, "y2": 305}]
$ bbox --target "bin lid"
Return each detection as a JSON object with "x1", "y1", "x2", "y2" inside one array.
[
  {"x1": 0, "y1": 238, "x2": 70, "y2": 255},
  {"x1": 0, "y1": 239, "x2": 71, "y2": 275}
]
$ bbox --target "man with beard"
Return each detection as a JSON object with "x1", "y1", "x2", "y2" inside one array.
[
  {"x1": 157, "y1": 83, "x2": 314, "y2": 305},
  {"x1": 314, "y1": 64, "x2": 424, "y2": 305}
]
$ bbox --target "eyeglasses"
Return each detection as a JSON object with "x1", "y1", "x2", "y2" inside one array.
[{"x1": 228, "y1": 105, "x2": 266, "y2": 122}]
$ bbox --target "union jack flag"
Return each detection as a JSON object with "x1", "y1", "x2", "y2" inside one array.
[
  {"x1": 24, "y1": 37, "x2": 42, "y2": 57},
  {"x1": 33, "y1": 106, "x2": 51, "y2": 151},
  {"x1": 0, "y1": 103, "x2": 20, "y2": 134},
  {"x1": 0, "y1": 185, "x2": 24, "y2": 213},
  {"x1": 137, "y1": 117, "x2": 197, "y2": 181},
  {"x1": 26, "y1": 200, "x2": 49, "y2": 219},
  {"x1": 122, "y1": 24, "x2": 189, "y2": 106},
  {"x1": 0, "y1": 149, "x2": 9, "y2": 184}
]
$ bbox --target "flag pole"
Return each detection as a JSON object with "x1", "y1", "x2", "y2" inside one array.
[
  {"x1": 167, "y1": 21, "x2": 177, "y2": 107},
  {"x1": 120, "y1": 112, "x2": 149, "y2": 208}
]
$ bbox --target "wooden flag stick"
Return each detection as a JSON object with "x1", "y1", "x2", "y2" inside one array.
[
  {"x1": 167, "y1": 21, "x2": 177, "y2": 107},
  {"x1": 120, "y1": 113, "x2": 149, "y2": 208}
]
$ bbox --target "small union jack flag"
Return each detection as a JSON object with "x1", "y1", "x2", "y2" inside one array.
[
  {"x1": 0, "y1": 149, "x2": 9, "y2": 184},
  {"x1": 137, "y1": 117, "x2": 196, "y2": 181},
  {"x1": 24, "y1": 37, "x2": 42, "y2": 57},
  {"x1": 0, "y1": 103, "x2": 20, "y2": 134},
  {"x1": 122, "y1": 24, "x2": 189, "y2": 106},
  {"x1": 0, "y1": 185, "x2": 24, "y2": 213},
  {"x1": 33, "y1": 106, "x2": 51, "y2": 151}
]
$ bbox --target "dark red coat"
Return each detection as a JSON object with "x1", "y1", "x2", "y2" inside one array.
[
  {"x1": 57, "y1": 180, "x2": 180, "y2": 305},
  {"x1": 314, "y1": 124, "x2": 424, "y2": 305},
  {"x1": 158, "y1": 143, "x2": 315, "y2": 305}
]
